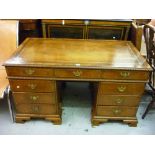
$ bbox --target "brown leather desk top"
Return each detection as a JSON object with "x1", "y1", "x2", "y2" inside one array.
[{"x1": 3, "y1": 38, "x2": 151, "y2": 71}]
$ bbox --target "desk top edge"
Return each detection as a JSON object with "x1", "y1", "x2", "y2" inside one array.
[{"x1": 3, "y1": 38, "x2": 152, "y2": 71}]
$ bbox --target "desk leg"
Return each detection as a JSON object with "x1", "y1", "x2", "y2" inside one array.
[{"x1": 92, "y1": 118, "x2": 108, "y2": 126}]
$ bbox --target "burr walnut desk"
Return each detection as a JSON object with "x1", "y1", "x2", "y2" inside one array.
[{"x1": 3, "y1": 38, "x2": 151, "y2": 127}]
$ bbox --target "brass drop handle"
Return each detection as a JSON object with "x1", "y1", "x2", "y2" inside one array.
[
  {"x1": 120, "y1": 71, "x2": 130, "y2": 78},
  {"x1": 117, "y1": 86, "x2": 126, "y2": 92},
  {"x1": 25, "y1": 69, "x2": 35, "y2": 75},
  {"x1": 32, "y1": 105, "x2": 39, "y2": 113},
  {"x1": 113, "y1": 109, "x2": 121, "y2": 115},
  {"x1": 73, "y1": 70, "x2": 82, "y2": 77},
  {"x1": 30, "y1": 96, "x2": 39, "y2": 101},
  {"x1": 28, "y1": 84, "x2": 37, "y2": 90},
  {"x1": 115, "y1": 98, "x2": 123, "y2": 104}
]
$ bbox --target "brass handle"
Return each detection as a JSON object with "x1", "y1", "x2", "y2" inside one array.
[
  {"x1": 30, "y1": 96, "x2": 39, "y2": 101},
  {"x1": 25, "y1": 69, "x2": 35, "y2": 75},
  {"x1": 117, "y1": 86, "x2": 126, "y2": 92},
  {"x1": 120, "y1": 71, "x2": 130, "y2": 78},
  {"x1": 73, "y1": 70, "x2": 82, "y2": 77},
  {"x1": 113, "y1": 109, "x2": 121, "y2": 115},
  {"x1": 115, "y1": 98, "x2": 123, "y2": 104},
  {"x1": 28, "y1": 84, "x2": 37, "y2": 90},
  {"x1": 32, "y1": 105, "x2": 39, "y2": 113}
]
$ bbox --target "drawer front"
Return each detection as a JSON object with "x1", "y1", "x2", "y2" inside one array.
[
  {"x1": 54, "y1": 69, "x2": 101, "y2": 79},
  {"x1": 16, "y1": 103, "x2": 58, "y2": 115},
  {"x1": 96, "y1": 95, "x2": 141, "y2": 106},
  {"x1": 9, "y1": 79, "x2": 55, "y2": 92},
  {"x1": 96, "y1": 106, "x2": 138, "y2": 117},
  {"x1": 6, "y1": 67, "x2": 54, "y2": 77},
  {"x1": 102, "y1": 70, "x2": 149, "y2": 81},
  {"x1": 13, "y1": 92, "x2": 56, "y2": 104},
  {"x1": 99, "y1": 82, "x2": 145, "y2": 95}
]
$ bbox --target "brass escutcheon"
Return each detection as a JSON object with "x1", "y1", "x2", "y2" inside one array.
[
  {"x1": 25, "y1": 69, "x2": 35, "y2": 75},
  {"x1": 28, "y1": 84, "x2": 37, "y2": 90},
  {"x1": 117, "y1": 86, "x2": 126, "y2": 92},
  {"x1": 30, "y1": 96, "x2": 39, "y2": 101},
  {"x1": 32, "y1": 105, "x2": 39, "y2": 112},
  {"x1": 115, "y1": 98, "x2": 123, "y2": 104},
  {"x1": 73, "y1": 70, "x2": 82, "y2": 77},
  {"x1": 113, "y1": 109, "x2": 121, "y2": 115},
  {"x1": 120, "y1": 71, "x2": 130, "y2": 78}
]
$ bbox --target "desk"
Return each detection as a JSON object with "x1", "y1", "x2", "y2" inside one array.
[{"x1": 4, "y1": 38, "x2": 151, "y2": 126}]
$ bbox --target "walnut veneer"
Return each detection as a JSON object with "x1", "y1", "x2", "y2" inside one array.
[{"x1": 3, "y1": 38, "x2": 151, "y2": 126}]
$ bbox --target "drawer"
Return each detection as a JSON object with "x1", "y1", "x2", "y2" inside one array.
[
  {"x1": 102, "y1": 70, "x2": 149, "y2": 81},
  {"x1": 6, "y1": 67, "x2": 54, "y2": 77},
  {"x1": 96, "y1": 95, "x2": 141, "y2": 106},
  {"x1": 99, "y1": 82, "x2": 145, "y2": 95},
  {"x1": 96, "y1": 106, "x2": 138, "y2": 117},
  {"x1": 13, "y1": 92, "x2": 57, "y2": 104},
  {"x1": 16, "y1": 103, "x2": 58, "y2": 115},
  {"x1": 54, "y1": 69, "x2": 101, "y2": 79},
  {"x1": 9, "y1": 79, "x2": 55, "y2": 92}
]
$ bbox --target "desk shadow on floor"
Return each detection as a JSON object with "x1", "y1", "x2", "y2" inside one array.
[{"x1": 61, "y1": 82, "x2": 92, "y2": 108}]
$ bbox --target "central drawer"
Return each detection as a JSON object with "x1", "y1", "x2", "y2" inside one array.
[
  {"x1": 54, "y1": 69, "x2": 101, "y2": 79},
  {"x1": 96, "y1": 106, "x2": 138, "y2": 117},
  {"x1": 99, "y1": 82, "x2": 145, "y2": 95},
  {"x1": 9, "y1": 79, "x2": 56, "y2": 92},
  {"x1": 16, "y1": 103, "x2": 58, "y2": 115},
  {"x1": 13, "y1": 92, "x2": 56, "y2": 104}
]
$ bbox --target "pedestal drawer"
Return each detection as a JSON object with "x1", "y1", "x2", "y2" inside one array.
[
  {"x1": 96, "y1": 95, "x2": 141, "y2": 106},
  {"x1": 54, "y1": 69, "x2": 101, "y2": 79},
  {"x1": 99, "y1": 82, "x2": 145, "y2": 95},
  {"x1": 16, "y1": 103, "x2": 58, "y2": 115},
  {"x1": 13, "y1": 92, "x2": 57, "y2": 104},
  {"x1": 6, "y1": 67, "x2": 54, "y2": 77},
  {"x1": 96, "y1": 106, "x2": 138, "y2": 117},
  {"x1": 9, "y1": 79, "x2": 56, "y2": 92},
  {"x1": 102, "y1": 70, "x2": 149, "y2": 81}
]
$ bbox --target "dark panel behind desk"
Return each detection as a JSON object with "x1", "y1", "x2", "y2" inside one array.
[{"x1": 19, "y1": 19, "x2": 42, "y2": 44}]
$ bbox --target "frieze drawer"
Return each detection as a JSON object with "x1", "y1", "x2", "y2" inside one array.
[
  {"x1": 102, "y1": 70, "x2": 149, "y2": 81},
  {"x1": 54, "y1": 69, "x2": 101, "y2": 79},
  {"x1": 6, "y1": 67, "x2": 54, "y2": 77},
  {"x1": 9, "y1": 79, "x2": 56, "y2": 92}
]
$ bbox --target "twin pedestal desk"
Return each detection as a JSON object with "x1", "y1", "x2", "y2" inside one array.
[{"x1": 4, "y1": 38, "x2": 151, "y2": 127}]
